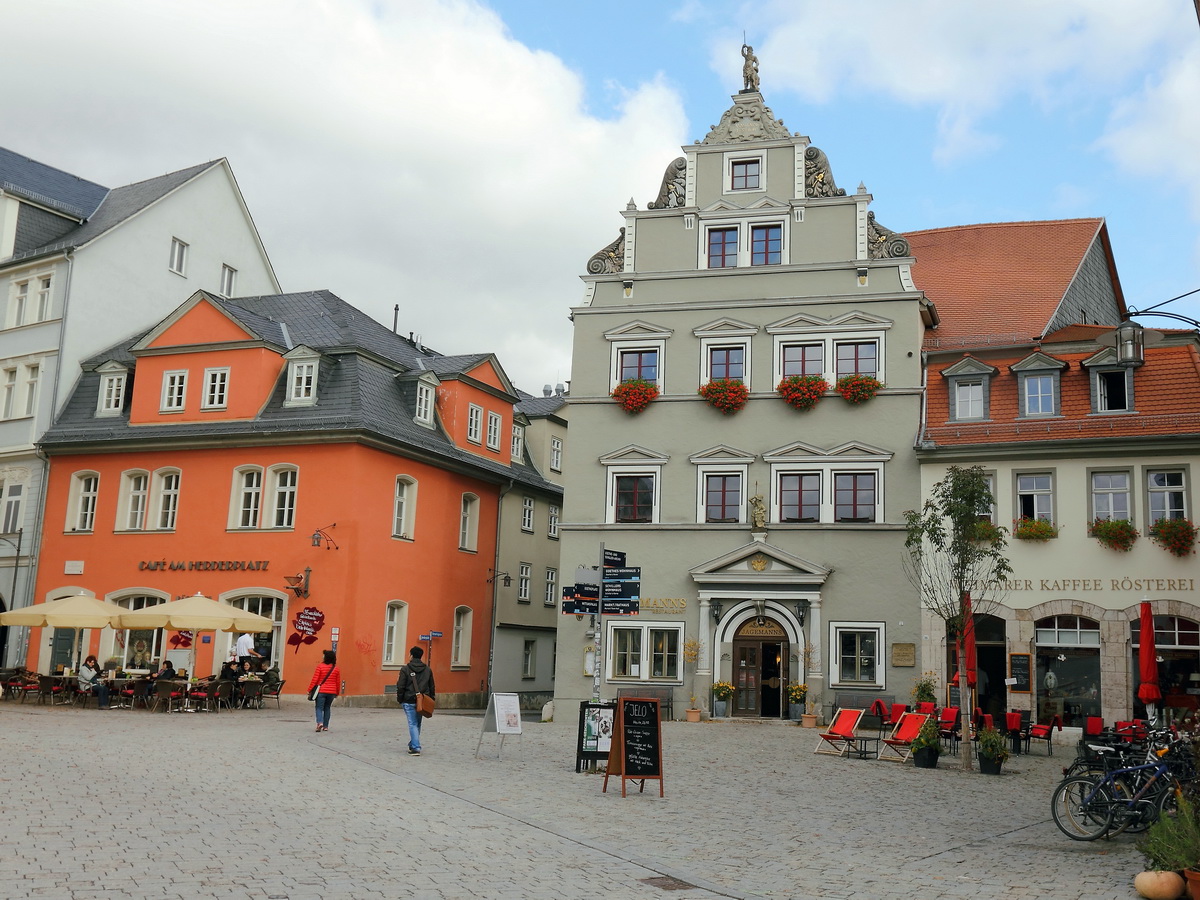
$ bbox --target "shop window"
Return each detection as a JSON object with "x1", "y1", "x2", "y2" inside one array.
[{"x1": 111, "y1": 595, "x2": 168, "y2": 667}]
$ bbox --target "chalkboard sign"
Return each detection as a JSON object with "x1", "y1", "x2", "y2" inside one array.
[
  {"x1": 575, "y1": 702, "x2": 615, "y2": 772},
  {"x1": 603, "y1": 697, "x2": 664, "y2": 797},
  {"x1": 947, "y1": 683, "x2": 961, "y2": 710},
  {"x1": 1009, "y1": 653, "x2": 1032, "y2": 693}
]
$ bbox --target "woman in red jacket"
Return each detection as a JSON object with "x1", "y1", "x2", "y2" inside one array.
[{"x1": 307, "y1": 650, "x2": 341, "y2": 732}]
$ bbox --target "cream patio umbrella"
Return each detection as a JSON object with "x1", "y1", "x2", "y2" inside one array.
[
  {"x1": 0, "y1": 592, "x2": 127, "y2": 672},
  {"x1": 118, "y1": 592, "x2": 273, "y2": 680}
]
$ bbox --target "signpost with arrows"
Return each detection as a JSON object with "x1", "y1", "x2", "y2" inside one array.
[{"x1": 561, "y1": 545, "x2": 641, "y2": 701}]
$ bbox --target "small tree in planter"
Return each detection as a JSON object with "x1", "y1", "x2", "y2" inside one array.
[
  {"x1": 1012, "y1": 516, "x2": 1059, "y2": 542},
  {"x1": 911, "y1": 716, "x2": 942, "y2": 768},
  {"x1": 1088, "y1": 518, "x2": 1139, "y2": 552},
  {"x1": 835, "y1": 374, "x2": 882, "y2": 404},
  {"x1": 611, "y1": 378, "x2": 659, "y2": 414},
  {"x1": 976, "y1": 726, "x2": 1011, "y2": 775},
  {"x1": 1149, "y1": 517, "x2": 1198, "y2": 557},
  {"x1": 777, "y1": 375, "x2": 828, "y2": 411},
  {"x1": 912, "y1": 670, "x2": 939, "y2": 706},
  {"x1": 698, "y1": 378, "x2": 750, "y2": 414}
]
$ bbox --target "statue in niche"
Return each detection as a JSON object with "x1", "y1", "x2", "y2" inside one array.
[
  {"x1": 741, "y1": 44, "x2": 760, "y2": 92},
  {"x1": 749, "y1": 494, "x2": 767, "y2": 529}
]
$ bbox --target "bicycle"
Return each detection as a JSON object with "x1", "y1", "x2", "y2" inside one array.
[{"x1": 1051, "y1": 732, "x2": 1187, "y2": 841}]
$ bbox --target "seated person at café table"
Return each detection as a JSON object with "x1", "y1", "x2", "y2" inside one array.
[
  {"x1": 78, "y1": 655, "x2": 111, "y2": 709},
  {"x1": 262, "y1": 663, "x2": 281, "y2": 686},
  {"x1": 219, "y1": 660, "x2": 239, "y2": 681},
  {"x1": 152, "y1": 660, "x2": 176, "y2": 681}
]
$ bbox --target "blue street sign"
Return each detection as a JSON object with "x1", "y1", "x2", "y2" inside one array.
[
  {"x1": 430, "y1": 630, "x2": 443, "y2": 637},
  {"x1": 419, "y1": 634, "x2": 430, "y2": 641}
]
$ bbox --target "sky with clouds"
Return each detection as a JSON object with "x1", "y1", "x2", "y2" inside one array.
[{"x1": 2, "y1": 0, "x2": 1197, "y2": 391}]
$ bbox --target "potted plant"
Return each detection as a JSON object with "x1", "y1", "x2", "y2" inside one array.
[
  {"x1": 835, "y1": 373, "x2": 882, "y2": 404},
  {"x1": 804, "y1": 697, "x2": 820, "y2": 728},
  {"x1": 683, "y1": 638, "x2": 702, "y2": 720},
  {"x1": 786, "y1": 682, "x2": 809, "y2": 723},
  {"x1": 1149, "y1": 517, "x2": 1198, "y2": 558},
  {"x1": 611, "y1": 377, "x2": 659, "y2": 414},
  {"x1": 912, "y1": 670, "x2": 938, "y2": 706},
  {"x1": 777, "y1": 375, "x2": 828, "y2": 411},
  {"x1": 911, "y1": 716, "x2": 942, "y2": 768},
  {"x1": 698, "y1": 378, "x2": 750, "y2": 414},
  {"x1": 711, "y1": 680, "x2": 734, "y2": 717},
  {"x1": 1137, "y1": 794, "x2": 1200, "y2": 898},
  {"x1": 976, "y1": 725, "x2": 1010, "y2": 775},
  {"x1": 1012, "y1": 516, "x2": 1059, "y2": 542},
  {"x1": 1088, "y1": 517, "x2": 1139, "y2": 552}
]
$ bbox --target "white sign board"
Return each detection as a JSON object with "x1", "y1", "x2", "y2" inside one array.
[{"x1": 475, "y1": 692, "x2": 523, "y2": 759}]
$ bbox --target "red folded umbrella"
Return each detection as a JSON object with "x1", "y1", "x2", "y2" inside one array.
[
  {"x1": 1138, "y1": 600, "x2": 1162, "y2": 703},
  {"x1": 963, "y1": 593, "x2": 977, "y2": 689}
]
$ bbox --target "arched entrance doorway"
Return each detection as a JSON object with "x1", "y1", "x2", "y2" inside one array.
[{"x1": 732, "y1": 617, "x2": 789, "y2": 718}]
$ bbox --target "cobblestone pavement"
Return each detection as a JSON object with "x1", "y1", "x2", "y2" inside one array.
[{"x1": 1, "y1": 700, "x2": 1147, "y2": 900}]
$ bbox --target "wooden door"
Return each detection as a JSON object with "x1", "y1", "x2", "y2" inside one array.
[{"x1": 734, "y1": 644, "x2": 759, "y2": 715}]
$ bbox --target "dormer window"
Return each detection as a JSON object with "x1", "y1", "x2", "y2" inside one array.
[
  {"x1": 202, "y1": 368, "x2": 229, "y2": 410},
  {"x1": 730, "y1": 158, "x2": 760, "y2": 190},
  {"x1": 942, "y1": 357, "x2": 997, "y2": 422},
  {"x1": 1010, "y1": 352, "x2": 1067, "y2": 418},
  {"x1": 415, "y1": 381, "x2": 434, "y2": 426},
  {"x1": 283, "y1": 347, "x2": 321, "y2": 408},
  {"x1": 160, "y1": 371, "x2": 187, "y2": 412},
  {"x1": 1082, "y1": 348, "x2": 1134, "y2": 414}
]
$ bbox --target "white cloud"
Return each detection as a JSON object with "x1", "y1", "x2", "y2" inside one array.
[{"x1": 0, "y1": 0, "x2": 688, "y2": 392}]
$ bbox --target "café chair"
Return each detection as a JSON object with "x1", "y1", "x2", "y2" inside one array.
[
  {"x1": 216, "y1": 681, "x2": 235, "y2": 711},
  {"x1": 877, "y1": 712, "x2": 928, "y2": 762},
  {"x1": 938, "y1": 707, "x2": 961, "y2": 752},
  {"x1": 239, "y1": 680, "x2": 264, "y2": 709},
  {"x1": 151, "y1": 679, "x2": 183, "y2": 713},
  {"x1": 120, "y1": 679, "x2": 151, "y2": 710},
  {"x1": 260, "y1": 680, "x2": 285, "y2": 709},
  {"x1": 1084, "y1": 716, "x2": 1105, "y2": 737},
  {"x1": 36, "y1": 675, "x2": 68, "y2": 706},
  {"x1": 915, "y1": 701, "x2": 937, "y2": 716},
  {"x1": 1028, "y1": 715, "x2": 1063, "y2": 755},
  {"x1": 188, "y1": 681, "x2": 219, "y2": 713}
]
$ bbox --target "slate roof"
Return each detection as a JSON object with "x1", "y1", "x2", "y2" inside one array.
[
  {"x1": 0, "y1": 147, "x2": 108, "y2": 219},
  {"x1": 516, "y1": 392, "x2": 567, "y2": 419},
  {"x1": 42, "y1": 290, "x2": 557, "y2": 494},
  {"x1": 5, "y1": 159, "x2": 223, "y2": 264},
  {"x1": 907, "y1": 219, "x2": 1108, "y2": 348}
]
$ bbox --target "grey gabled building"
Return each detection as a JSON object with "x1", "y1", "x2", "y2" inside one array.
[{"x1": 555, "y1": 61, "x2": 933, "y2": 720}]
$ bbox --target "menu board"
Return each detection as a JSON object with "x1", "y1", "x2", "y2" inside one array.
[
  {"x1": 602, "y1": 697, "x2": 664, "y2": 797},
  {"x1": 575, "y1": 702, "x2": 615, "y2": 772},
  {"x1": 1009, "y1": 653, "x2": 1032, "y2": 693}
]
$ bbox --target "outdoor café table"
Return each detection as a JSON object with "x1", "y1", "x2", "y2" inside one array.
[
  {"x1": 1005, "y1": 712, "x2": 1024, "y2": 755},
  {"x1": 846, "y1": 734, "x2": 881, "y2": 760}
]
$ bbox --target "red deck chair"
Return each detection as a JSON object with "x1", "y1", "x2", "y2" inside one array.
[
  {"x1": 1028, "y1": 715, "x2": 1063, "y2": 755},
  {"x1": 813, "y1": 708, "x2": 863, "y2": 757},
  {"x1": 878, "y1": 712, "x2": 928, "y2": 762}
]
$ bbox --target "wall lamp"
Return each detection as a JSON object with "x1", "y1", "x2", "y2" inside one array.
[
  {"x1": 793, "y1": 602, "x2": 806, "y2": 627},
  {"x1": 311, "y1": 524, "x2": 338, "y2": 549},
  {"x1": 711, "y1": 599, "x2": 723, "y2": 621},
  {"x1": 488, "y1": 569, "x2": 512, "y2": 587},
  {"x1": 1114, "y1": 319, "x2": 1145, "y2": 368},
  {"x1": 284, "y1": 567, "x2": 311, "y2": 598}
]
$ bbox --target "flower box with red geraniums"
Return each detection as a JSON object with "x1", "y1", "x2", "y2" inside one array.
[
  {"x1": 1088, "y1": 518, "x2": 1139, "y2": 552},
  {"x1": 1149, "y1": 517, "x2": 1198, "y2": 558},
  {"x1": 777, "y1": 375, "x2": 829, "y2": 411},
  {"x1": 698, "y1": 378, "x2": 750, "y2": 414},
  {"x1": 835, "y1": 374, "x2": 882, "y2": 404},
  {"x1": 1012, "y1": 517, "x2": 1059, "y2": 541},
  {"x1": 611, "y1": 378, "x2": 659, "y2": 414}
]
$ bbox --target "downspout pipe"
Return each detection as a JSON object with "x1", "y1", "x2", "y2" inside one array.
[{"x1": 485, "y1": 478, "x2": 515, "y2": 697}]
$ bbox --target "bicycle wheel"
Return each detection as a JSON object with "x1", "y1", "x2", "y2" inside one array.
[
  {"x1": 1107, "y1": 775, "x2": 1154, "y2": 836},
  {"x1": 1052, "y1": 776, "x2": 1114, "y2": 841}
]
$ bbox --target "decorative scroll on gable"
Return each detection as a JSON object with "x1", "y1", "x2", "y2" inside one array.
[
  {"x1": 804, "y1": 147, "x2": 845, "y2": 198},
  {"x1": 586, "y1": 228, "x2": 625, "y2": 274},
  {"x1": 866, "y1": 211, "x2": 911, "y2": 259},
  {"x1": 648, "y1": 157, "x2": 687, "y2": 209},
  {"x1": 702, "y1": 94, "x2": 792, "y2": 144}
]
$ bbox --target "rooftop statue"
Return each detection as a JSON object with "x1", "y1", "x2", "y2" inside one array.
[{"x1": 741, "y1": 44, "x2": 760, "y2": 92}]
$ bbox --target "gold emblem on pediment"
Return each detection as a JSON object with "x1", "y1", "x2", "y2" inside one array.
[{"x1": 750, "y1": 554, "x2": 769, "y2": 572}]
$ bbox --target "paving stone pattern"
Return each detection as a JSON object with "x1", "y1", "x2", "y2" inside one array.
[{"x1": 1, "y1": 701, "x2": 1146, "y2": 899}]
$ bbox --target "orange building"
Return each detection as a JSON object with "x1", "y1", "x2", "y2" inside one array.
[{"x1": 29, "y1": 289, "x2": 558, "y2": 703}]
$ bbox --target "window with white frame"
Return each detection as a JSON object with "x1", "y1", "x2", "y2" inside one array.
[
  {"x1": 235, "y1": 468, "x2": 262, "y2": 528},
  {"x1": 451, "y1": 606, "x2": 472, "y2": 667},
  {"x1": 610, "y1": 471, "x2": 658, "y2": 524},
  {"x1": 270, "y1": 467, "x2": 297, "y2": 528},
  {"x1": 521, "y1": 497, "x2": 534, "y2": 531},
  {"x1": 954, "y1": 380, "x2": 984, "y2": 420},
  {"x1": 202, "y1": 368, "x2": 229, "y2": 410},
  {"x1": 832, "y1": 623, "x2": 883, "y2": 686},
  {"x1": 383, "y1": 601, "x2": 408, "y2": 666},
  {"x1": 160, "y1": 371, "x2": 187, "y2": 412},
  {"x1": 1016, "y1": 472, "x2": 1054, "y2": 521},
  {"x1": 607, "y1": 329, "x2": 669, "y2": 391},
  {"x1": 153, "y1": 470, "x2": 180, "y2": 530},
  {"x1": 550, "y1": 436, "x2": 563, "y2": 472},
  {"x1": 97, "y1": 369, "x2": 127, "y2": 417},
  {"x1": 1148, "y1": 470, "x2": 1187, "y2": 522},
  {"x1": 751, "y1": 224, "x2": 781, "y2": 266},
  {"x1": 835, "y1": 341, "x2": 878, "y2": 378},
  {"x1": 1, "y1": 482, "x2": 22, "y2": 533},
  {"x1": 522, "y1": 640, "x2": 537, "y2": 678},
  {"x1": 1011, "y1": 353, "x2": 1066, "y2": 417},
  {"x1": 1094, "y1": 368, "x2": 1132, "y2": 413},
  {"x1": 486, "y1": 411, "x2": 502, "y2": 451},
  {"x1": 220, "y1": 264, "x2": 237, "y2": 296},
  {"x1": 701, "y1": 215, "x2": 788, "y2": 269},
  {"x1": 467, "y1": 404, "x2": 483, "y2": 443},
  {"x1": 35, "y1": 276, "x2": 51, "y2": 321},
  {"x1": 728, "y1": 155, "x2": 762, "y2": 191},
  {"x1": 287, "y1": 360, "x2": 317, "y2": 405},
  {"x1": 169, "y1": 238, "x2": 188, "y2": 275},
  {"x1": 119, "y1": 471, "x2": 149, "y2": 531},
  {"x1": 606, "y1": 621, "x2": 683, "y2": 681},
  {"x1": 22, "y1": 364, "x2": 38, "y2": 417},
  {"x1": 768, "y1": 318, "x2": 890, "y2": 386},
  {"x1": 707, "y1": 227, "x2": 738, "y2": 268},
  {"x1": 548, "y1": 504, "x2": 559, "y2": 538},
  {"x1": 511, "y1": 424, "x2": 524, "y2": 461},
  {"x1": 11, "y1": 280, "x2": 27, "y2": 327},
  {"x1": 393, "y1": 476, "x2": 416, "y2": 538},
  {"x1": 70, "y1": 472, "x2": 99, "y2": 532},
  {"x1": 1091, "y1": 471, "x2": 1131, "y2": 521},
  {"x1": 544, "y1": 568, "x2": 557, "y2": 606},
  {"x1": 701, "y1": 471, "x2": 743, "y2": 524},
  {"x1": 414, "y1": 382, "x2": 434, "y2": 425},
  {"x1": 766, "y1": 445, "x2": 889, "y2": 525},
  {"x1": 518, "y1": 562, "x2": 531, "y2": 601},
  {"x1": 459, "y1": 493, "x2": 479, "y2": 550},
  {"x1": 1, "y1": 369, "x2": 15, "y2": 418}
]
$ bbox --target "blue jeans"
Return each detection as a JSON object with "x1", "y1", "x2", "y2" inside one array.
[
  {"x1": 91, "y1": 684, "x2": 110, "y2": 708},
  {"x1": 403, "y1": 702, "x2": 422, "y2": 751},
  {"x1": 314, "y1": 692, "x2": 334, "y2": 727}
]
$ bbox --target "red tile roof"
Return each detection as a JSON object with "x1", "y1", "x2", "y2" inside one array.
[{"x1": 907, "y1": 219, "x2": 1110, "y2": 349}]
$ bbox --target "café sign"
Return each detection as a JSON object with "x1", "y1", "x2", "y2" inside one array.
[{"x1": 139, "y1": 559, "x2": 270, "y2": 571}]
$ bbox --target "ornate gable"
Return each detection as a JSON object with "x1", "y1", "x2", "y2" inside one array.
[
  {"x1": 689, "y1": 541, "x2": 831, "y2": 586},
  {"x1": 598, "y1": 444, "x2": 670, "y2": 465},
  {"x1": 701, "y1": 92, "x2": 792, "y2": 145}
]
